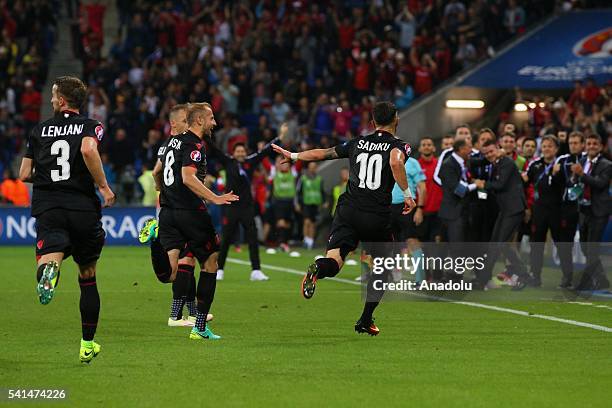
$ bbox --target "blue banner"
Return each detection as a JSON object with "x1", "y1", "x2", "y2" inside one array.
[
  {"x1": 460, "y1": 10, "x2": 612, "y2": 89},
  {"x1": 0, "y1": 207, "x2": 157, "y2": 246}
]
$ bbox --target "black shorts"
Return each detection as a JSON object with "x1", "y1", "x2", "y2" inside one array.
[
  {"x1": 327, "y1": 204, "x2": 393, "y2": 258},
  {"x1": 274, "y1": 199, "x2": 294, "y2": 222},
  {"x1": 390, "y1": 203, "x2": 422, "y2": 241},
  {"x1": 420, "y1": 213, "x2": 442, "y2": 242},
  {"x1": 35, "y1": 208, "x2": 105, "y2": 265},
  {"x1": 159, "y1": 208, "x2": 220, "y2": 264},
  {"x1": 302, "y1": 204, "x2": 319, "y2": 221}
]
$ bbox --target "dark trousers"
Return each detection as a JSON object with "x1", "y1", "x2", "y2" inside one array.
[
  {"x1": 578, "y1": 208, "x2": 608, "y2": 287},
  {"x1": 529, "y1": 204, "x2": 577, "y2": 285},
  {"x1": 442, "y1": 215, "x2": 467, "y2": 243},
  {"x1": 420, "y1": 213, "x2": 443, "y2": 280},
  {"x1": 479, "y1": 211, "x2": 526, "y2": 283},
  {"x1": 467, "y1": 199, "x2": 497, "y2": 242},
  {"x1": 218, "y1": 204, "x2": 261, "y2": 271},
  {"x1": 441, "y1": 215, "x2": 468, "y2": 279}
]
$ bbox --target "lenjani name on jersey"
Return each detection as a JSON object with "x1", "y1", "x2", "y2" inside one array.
[
  {"x1": 41, "y1": 124, "x2": 84, "y2": 138},
  {"x1": 357, "y1": 140, "x2": 391, "y2": 152}
]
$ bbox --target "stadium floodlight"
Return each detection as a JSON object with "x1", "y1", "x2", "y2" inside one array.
[
  {"x1": 514, "y1": 103, "x2": 528, "y2": 111},
  {"x1": 445, "y1": 99, "x2": 485, "y2": 109}
]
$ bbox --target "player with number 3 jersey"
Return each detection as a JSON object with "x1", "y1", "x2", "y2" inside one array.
[
  {"x1": 272, "y1": 102, "x2": 416, "y2": 336},
  {"x1": 19, "y1": 76, "x2": 115, "y2": 363}
]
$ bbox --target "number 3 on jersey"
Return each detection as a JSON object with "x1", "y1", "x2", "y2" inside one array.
[
  {"x1": 356, "y1": 152, "x2": 382, "y2": 190},
  {"x1": 163, "y1": 151, "x2": 175, "y2": 186},
  {"x1": 50, "y1": 140, "x2": 70, "y2": 182}
]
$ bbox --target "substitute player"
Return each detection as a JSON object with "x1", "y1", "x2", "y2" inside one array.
[
  {"x1": 203, "y1": 125, "x2": 286, "y2": 281},
  {"x1": 272, "y1": 102, "x2": 416, "y2": 336},
  {"x1": 157, "y1": 102, "x2": 238, "y2": 340},
  {"x1": 19, "y1": 76, "x2": 115, "y2": 363}
]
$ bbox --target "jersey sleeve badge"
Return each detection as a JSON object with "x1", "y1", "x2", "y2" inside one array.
[
  {"x1": 95, "y1": 125, "x2": 104, "y2": 142},
  {"x1": 404, "y1": 143, "x2": 412, "y2": 157},
  {"x1": 190, "y1": 150, "x2": 202, "y2": 162}
]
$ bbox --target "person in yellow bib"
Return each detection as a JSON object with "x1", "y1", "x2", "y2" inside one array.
[
  {"x1": 272, "y1": 156, "x2": 297, "y2": 252},
  {"x1": 331, "y1": 167, "x2": 349, "y2": 216},
  {"x1": 296, "y1": 162, "x2": 326, "y2": 249}
]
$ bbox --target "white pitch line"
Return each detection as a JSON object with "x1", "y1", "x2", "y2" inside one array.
[{"x1": 227, "y1": 258, "x2": 612, "y2": 333}]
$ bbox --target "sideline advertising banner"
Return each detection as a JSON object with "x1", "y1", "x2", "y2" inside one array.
[{"x1": 0, "y1": 207, "x2": 156, "y2": 246}]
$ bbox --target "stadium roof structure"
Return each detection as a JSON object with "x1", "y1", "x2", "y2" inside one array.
[{"x1": 458, "y1": 10, "x2": 612, "y2": 89}]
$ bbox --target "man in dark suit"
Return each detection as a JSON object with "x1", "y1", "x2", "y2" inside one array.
[
  {"x1": 438, "y1": 138, "x2": 475, "y2": 243},
  {"x1": 474, "y1": 139, "x2": 527, "y2": 290},
  {"x1": 571, "y1": 134, "x2": 611, "y2": 290}
]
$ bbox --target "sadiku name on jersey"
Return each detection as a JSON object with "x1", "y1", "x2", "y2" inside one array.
[
  {"x1": 41, "y1": 124, "x2": 84, "y2": 137},
  {"x1": 356, "y1": 140, "x2": 391, "y2": 152}
]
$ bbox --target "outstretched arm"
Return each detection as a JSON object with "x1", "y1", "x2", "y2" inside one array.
[
  {"x1": 247, "y1": 123, "x2": 288, "y2": 166},
  {"x1": 182, "y1": 166, "x2": 239, "y2": 205},
  {"x1": 272, "y1": 144, "x2": 339, "y2": 163}
]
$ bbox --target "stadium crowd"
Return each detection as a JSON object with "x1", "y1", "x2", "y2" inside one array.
[
  {"x1": 0, "y1": 0, "x2": 58, "y2": 189},
  {"x1": 71, "y1": 0, "x2": 559, "y2": 203}
]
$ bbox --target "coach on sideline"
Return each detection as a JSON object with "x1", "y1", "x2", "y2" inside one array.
[
  {"x1": 571, "y1": 134, "x2": 611, "y2": 290},
  {"x1": 473, "y1": 140, "x2": 528, "y2": 290}
]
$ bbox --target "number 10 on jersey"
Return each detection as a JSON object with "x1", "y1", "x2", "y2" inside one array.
[{"x1": 356, "y1": 153, "x2": 382, "y2": 190}]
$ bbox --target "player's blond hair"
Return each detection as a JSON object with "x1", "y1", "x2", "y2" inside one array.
[
  {"x1": 169, "y1": 103, "x2": 189, "y2": 121},
  {"x1": 186, "y1": 102, "x2": 212, "y2": 126}
]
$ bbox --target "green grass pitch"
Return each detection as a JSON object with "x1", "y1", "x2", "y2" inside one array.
[{"x1": 0, "y1": 246, "x2": 610, "y2": 407}]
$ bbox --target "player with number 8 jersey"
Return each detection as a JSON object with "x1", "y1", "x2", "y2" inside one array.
[
  {"x1": 19, "y1": 76, "x2": 115, "y2": 363},
  {"x1": 157, "y1": 102, "x2": 238, "y2": 341}
]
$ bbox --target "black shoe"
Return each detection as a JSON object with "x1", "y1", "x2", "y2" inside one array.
[
  {"x1": 557, "y1": 280, "x2": 574, "y2": 290},
  {"x1": 575, "y1": 274, "x2": 596, "y2": 291},
  {"x1": 354, "y1": 317, "x2": 380, "y2": 336},
  {"x1": 511, "y1": 275, "x2": 529, "y2": 291},
  {"x1": 594, "y1": 276, "x2": 610, "y2": 290},
  {"x1": 301, "y1": 262, "x2": 318, "y2": 299},
  {"x1": 526, "y1": 275, "x2": 541, "y2": 288},
  {"x1": 469, "y1": 278, "x2": 485, "y2": 291}
]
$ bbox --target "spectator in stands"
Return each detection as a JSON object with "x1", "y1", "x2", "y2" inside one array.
[
  {"x1": 219, "y1": 74, "x2": 239, "y2": 115},
  {"x1": 503, "y1": 0, "x2": 526, "y2": 35},
  {"x1": 269, "y1": 92, "x2": 291, "y2": 131},
  {"x1": 87, "y1": 85, "x2": 110, "y2": 128},
  {"x1": 455, "y1": 34, "x2": 477, "y2": 69},
  {"x1": 411, "y1": 51, "x2": 437, "y2": 96},
  {"x1": 395, "y1": 6, "x2": 416, "y2": 51},
  {"x1": 20, "y1": 80, "x2": 42, "y2": 137}
]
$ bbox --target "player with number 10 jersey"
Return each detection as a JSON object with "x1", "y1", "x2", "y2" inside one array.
[{"x1": 272, "y1": 102, "x2": 416, "y2": 336}]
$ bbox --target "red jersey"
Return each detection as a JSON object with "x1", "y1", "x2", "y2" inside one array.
[
  {"x1": 414, "y1": 66, "x2": 433, "y2": 95},
  {"x1": 21, "y1": 90, "x2": 42, "y2": 122},
  {"x1": 418, "y1": 156, "x2": 442, "y2": 213}
]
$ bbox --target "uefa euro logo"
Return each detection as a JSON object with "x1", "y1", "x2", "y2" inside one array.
[{"x1": 573, "y1": 27, "x2": 612, "y2": 58}]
